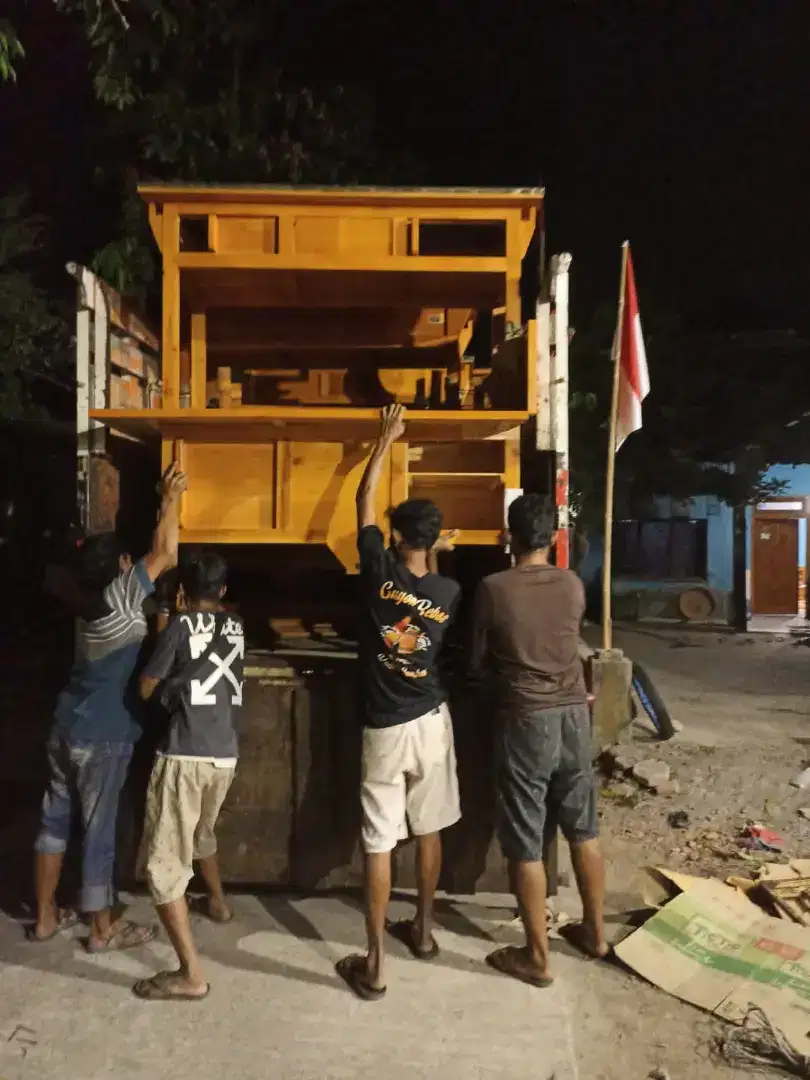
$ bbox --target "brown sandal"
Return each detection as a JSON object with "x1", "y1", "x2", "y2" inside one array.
[
  {"x1": 87, "y1": 920, "x2": 157, "y2": 954},
  {"x1": 26, "y1": 908, "x2": 80, "y2": 943},
  {"x1": 336, "y1": 955, "x2": 386, "y2": 1001},
  {"x1": 133, "y1": 971, "x2": 210, "y2": 1002},
  {"x1": 558, "y1": 922, "x2": 611, "y2": 961},
  {"x1": 486, "y1": 946, "x2": 554, "y2": 988},
  {"x1": 387, "y1": 918, "x2": 440, "y2": 960}
]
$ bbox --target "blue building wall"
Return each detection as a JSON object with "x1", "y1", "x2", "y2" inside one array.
[
  {"x1": 579, "y1": 464, "x2": 810, "y2": 622},
  {"x1": 579, "y1": 495, "x2": 733, "y2": 593}
]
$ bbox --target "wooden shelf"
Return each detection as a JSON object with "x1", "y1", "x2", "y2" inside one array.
[
  {"x1": 89, "y1": 406, "x2": 528, "y2": 443},
  {"x1": 408, "y1": 471, "x2": 503, "y2": 478}
]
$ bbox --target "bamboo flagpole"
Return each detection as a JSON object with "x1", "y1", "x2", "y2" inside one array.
[{"x1": 601, "y1": 242, "x2": 630, "y2": 650}]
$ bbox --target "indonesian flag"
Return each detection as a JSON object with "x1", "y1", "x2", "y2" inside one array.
[{"x1": 614, "y1": 244, "x2": 650, "y2": 450}]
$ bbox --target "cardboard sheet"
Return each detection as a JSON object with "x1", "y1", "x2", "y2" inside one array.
[{"x1": 616, "y1": 878, "x2": 810, "y2": 1055}]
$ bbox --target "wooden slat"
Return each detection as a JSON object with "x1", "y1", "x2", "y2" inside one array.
[
  {"x1": 176, "y1": 251, "x2": 508, "y2": 274},
  {"x1": 274, "y1": 440, "x2": 292, "y2": 531},
  {"x1": 89, "y1": 406, "x2": 530, "y2": 444},
  {"x1": 190, "y1": 313, "x2": 208, "y2": 409},
  {"x1": 161, "y1": 207, "x2": 181, "y2": 408}
]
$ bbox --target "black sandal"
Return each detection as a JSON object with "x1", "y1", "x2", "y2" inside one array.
[
  {"x1": 558, "y1": 923, "x2": 611, "y2": 962},
  {"x1": 486, "y1": 946, "x2": 554, "y2": 988},
  {"x1": 386, "y1": 918, "x2": 440, "y2": 960},
  {"x1": 335, "y1": 955, "x2": 387, "y2": 1001}
]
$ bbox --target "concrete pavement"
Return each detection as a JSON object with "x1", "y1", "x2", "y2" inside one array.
[{"x1": 0, "y1": 892, "x2": 580, "y2": 1080}]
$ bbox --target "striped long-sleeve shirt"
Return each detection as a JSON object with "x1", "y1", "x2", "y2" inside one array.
[{"x1": 53, "y1": 561, "x2": 155, "y2": 743}]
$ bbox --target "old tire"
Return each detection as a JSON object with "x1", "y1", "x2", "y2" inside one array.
[{"x1": 631, "y1": 660, "x2": 676, "y2": 741}]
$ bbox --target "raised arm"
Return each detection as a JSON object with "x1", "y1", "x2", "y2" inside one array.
[
  {"x1": 356, "y1": 404, "x2": 406, "y2": 531},
  {"x1": 143, "y1": 463, "x2": 188, "y2": 583}
]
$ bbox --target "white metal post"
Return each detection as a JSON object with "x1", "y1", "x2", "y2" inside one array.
[{"x1": 550, "y1": 253, "x2": 572, "y2": 568}]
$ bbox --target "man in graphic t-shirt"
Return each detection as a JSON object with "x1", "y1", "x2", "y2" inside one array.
[
  {"x1": 337, "y1": 405, "x2": 461, "y2": 1001},
  {"x1": 134, "y1": 551, "x2": 244, "y2": 1002}
]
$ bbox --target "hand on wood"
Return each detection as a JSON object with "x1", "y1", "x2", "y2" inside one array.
[
  {"x1": 158, "y1": 461, "x2": 188, "y2": 501},
  {"x1": 432, "y1": 529, "x2": 460, "y2": 553},
  {"x1": 379, "y1": 403, "x2": 406, "y2": 444}
]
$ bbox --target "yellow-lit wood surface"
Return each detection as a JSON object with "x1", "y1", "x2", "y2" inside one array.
[
  {"x1": 162, "y1": 436, "x2": 409, "y2": 571},
  {"x1": 90, "y1": 407, "x2": 528, "y2": 443},
  {"x1": 127, "y1": 185, "x2": 545, "y2": 567}
]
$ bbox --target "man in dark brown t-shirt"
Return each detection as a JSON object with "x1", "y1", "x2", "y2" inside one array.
[{"x1": 470, "y1": 494, "x2": 607, "y2": 988}]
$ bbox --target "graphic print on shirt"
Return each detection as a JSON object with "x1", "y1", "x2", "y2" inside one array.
[
  {"x1": 377, "y1": 580, "x2": 450, "y2": 681},
  {"x1": 181, "y1": 612, "x2": 245, "y2": 706}
]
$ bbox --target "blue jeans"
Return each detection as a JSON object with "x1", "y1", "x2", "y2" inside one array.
[{"x1": 35, "y1": 735, "x2": 133, "y2": 912}]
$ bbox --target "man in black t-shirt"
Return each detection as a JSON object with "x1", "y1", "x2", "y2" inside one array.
[
  {"x1": 337, "y1": 405, "x2": 461, "y2": 1001},
  {"x1": 133, "y1": 551, "x2": 245, "y2": 1003}
]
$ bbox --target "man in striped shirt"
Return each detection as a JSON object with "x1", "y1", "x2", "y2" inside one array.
[{"x1": 30, "y1": 464, "x2": 187, "y2": 951}]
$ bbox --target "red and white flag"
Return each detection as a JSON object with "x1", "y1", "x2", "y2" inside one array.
[{"x1": 614, "y1": 244, "x2": 650, "y2": 450}]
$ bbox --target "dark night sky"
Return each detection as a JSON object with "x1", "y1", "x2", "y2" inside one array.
[{"x1": 3, "y1": 0, "x2": 809, "y2": 325}]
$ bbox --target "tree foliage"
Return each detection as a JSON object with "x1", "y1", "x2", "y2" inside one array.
[
  {"x1": 0, "y1": 192, "x2": 71, "y2": 419},
  {"x1": 569, "y1": 303, "x2": 810, "y2": 526},
  {"x1": 0, "y1": 19, "x2": 24, "y2": 82},
  {"x1": 54, "y1": 0, "x2": 377, "y2": 299}
]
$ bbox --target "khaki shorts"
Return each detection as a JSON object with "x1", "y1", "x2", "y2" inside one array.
[
  {"x1": 361, "y1": 703, "x2": 461, "y2": 855},
  {"x1": 142, "y1": 756, "x2": 235, "y2": 906}
]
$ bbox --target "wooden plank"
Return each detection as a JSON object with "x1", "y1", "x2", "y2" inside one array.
[
  {"x1": 176, "y1": 526, "x2": 504, "y2": 548},
  {"x1": 505, "y1": 438, "x2": 521, "y2": 487},
  {"x1": 173, "y1": 438, "x2": 186, "y2": 528},
  {"x1": 147, "y1": 204, "x2": 163, "y2": 253},
  {"x1": 161, "y1": 207, "x2": 181, "y2": 408},
  {"x1": 176, "y1": 251, "x2": 509, "y2": 274},
  {"x1": 526, "y1": 316, "x2": 538, "y2": 419},
  {"x1": 389, "y1": 441, "x2": 409, "y2": 509},
  {"x1": 274, "y1": 440, "x2": 292, "y2": 531},
  {"x1": 89, "y1": 406, "x2": 530, "y2": 444},
  {"x1": 190, "y1": 313, "x2": 208, "y2": 409},
  {"x1": 138, "y1": 187, "x2": 544, "y2": 213}
]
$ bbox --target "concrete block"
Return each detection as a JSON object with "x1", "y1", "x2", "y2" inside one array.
[{"x1": 588, "y1": 648, "x2": 633, "y2": 750}]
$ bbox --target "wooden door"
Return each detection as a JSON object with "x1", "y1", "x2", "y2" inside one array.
[{"x1": 752, "y1": 516, "x2": 799, "y2": 615}]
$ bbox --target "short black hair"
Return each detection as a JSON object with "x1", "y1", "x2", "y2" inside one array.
[
  {"x1": 76, "y1": 532, "x2": 125, "y2": 591},
  {"x1": 59, "y1": 531, "x2": 127, "y2": 621},
  {"x1": 180, "y1": 550, "x2": 228, "y2": 602},
  {"x1": 507, "y1": 494, "x2": 556, "y2": 553},
  {"x1": 389, "y1": 498, "x2": 442, "y2": 552}
]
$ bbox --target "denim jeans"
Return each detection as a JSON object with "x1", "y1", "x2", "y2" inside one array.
[{"x1": 35, "y1": 735, "x2": 133, "y2": 912}]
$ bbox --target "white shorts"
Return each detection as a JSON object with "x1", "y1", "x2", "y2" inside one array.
[{"x1": 361, "y1": 703, "x2": 461, "y2": 855}]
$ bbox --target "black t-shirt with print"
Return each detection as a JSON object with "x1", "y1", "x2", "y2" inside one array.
[{"x1": 358, "y1": 525, "x2": 460, "y2": 729}]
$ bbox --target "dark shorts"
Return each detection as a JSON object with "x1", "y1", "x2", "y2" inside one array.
[{"x1": 496, "y1": 703, "x2": 597, "y2": 863}]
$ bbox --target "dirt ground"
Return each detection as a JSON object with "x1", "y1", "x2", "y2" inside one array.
[
  {"x1": 587, "y1": 622, "x2": 810, "y2": 894},
  {"x1": 565, "y1": 620, "x2": 810, "y2": 1078},
  {"x1": 3, "y1": 621, "x2": 810, "y2": 1079}
]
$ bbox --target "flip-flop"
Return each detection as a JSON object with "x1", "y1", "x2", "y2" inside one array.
[
  {"x1": 558, "y1": 923, "x2": 611, "y2": 962},
  {"x1": 86, "y1": 920, "x2": 157, "y2": 954},
  {"x1": 26, "y1": 908, "x2": 80, "y2": 943},
  {"x1": 188, "y1": 895, "x2": 234, "y2": 924},
  {"x1": 133, "y1": 972, "x2": 210, "y2": 1002},
  {"x1": 335, "y1": 955, "x2": 387, "y2": 1002},
  {"x1": 386, "y1": 918, "x2": 440, "y2": 960},
  {"x1": 486, "y1": 946, "x2": 554, "y2": 988}
]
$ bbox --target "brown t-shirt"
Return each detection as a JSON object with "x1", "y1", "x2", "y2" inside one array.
[{"x1": 470, "y1": 562, "x2": 587, "y2": 712}]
